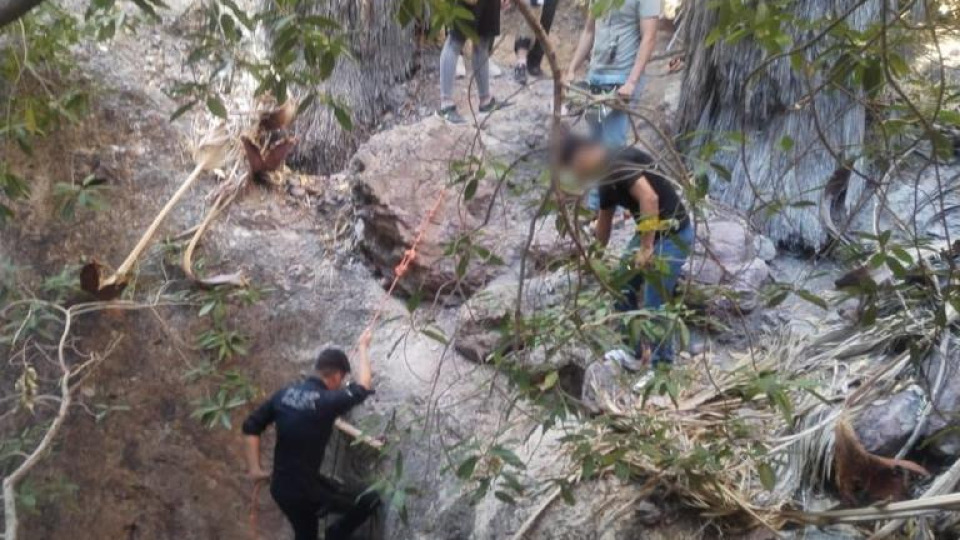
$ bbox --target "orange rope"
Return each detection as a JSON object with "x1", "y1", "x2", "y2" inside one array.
[
  {"x1": 361, "y1": 188, "x2": 447, "y2": 334},
  {"x1": 247, "y1": 189, "x2": 446, "y2": 539},
  {"x1": 249, "y1": 481, "x2": 262, "y2": 540}
]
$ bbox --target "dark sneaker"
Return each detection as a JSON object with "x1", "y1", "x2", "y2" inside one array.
[
  {"x1": 512, "y1": 63, "x2": 527, "y2": 85},
  {"x1": 478, "y1": 97, "x2": 512, "y2": 114},
  {"x1": 437, "y1": 105, "x2": 466, "y2": 125},
  {"x1": 527, "y1": 64, "x2": 543, "y2": 77}
]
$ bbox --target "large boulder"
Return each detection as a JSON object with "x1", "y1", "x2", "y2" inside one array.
[
  {"x1": 683, "y1": 212, "x2": 774, "y2": 312},
  {"x1": 351, "y1": 121, "x2": 506, "y2": 299},
  {"x1": 454, "y1": 271, "x2": 573, "y2": 364}
]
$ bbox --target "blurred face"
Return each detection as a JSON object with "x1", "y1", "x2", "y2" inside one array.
[{"x1": 564, "y1": 144, "x2": 607, "y2": 183}]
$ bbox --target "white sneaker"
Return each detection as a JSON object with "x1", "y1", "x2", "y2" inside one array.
[
  {"x1": 632, "y1": 371, "x2": 656, "y2": 393},
  {"x1": 603, "y1": 348, "x2": 632, "y2": 364},
  {"x1": 603, "y1": 349, "x2": 644, "y2": 372}
]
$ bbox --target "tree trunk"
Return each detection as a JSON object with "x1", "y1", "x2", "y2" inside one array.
[
  {"x1": 290, "y1": 0, "x2": 416, "y2": 174},
  {"x1": 676, "y1": 0, "x2": 882, "y2": 250}
]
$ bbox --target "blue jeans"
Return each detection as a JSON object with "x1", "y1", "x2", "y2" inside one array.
[
  {"x1": 615, "y1": 223, "x2": 694, "y2": 366},
  {"x1": 585, "y1": 73, "x2": 645, "y2": 210}
]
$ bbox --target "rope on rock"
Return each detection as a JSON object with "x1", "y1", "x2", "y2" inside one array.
[
  {"x1": 359, "y1": 187, "x2": 447, "y2": 335},
  {"x1": 247, "y1": 188, "x2": 446, "y2": 540}
]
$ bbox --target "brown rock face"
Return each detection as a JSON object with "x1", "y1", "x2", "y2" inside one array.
[{"x1": 351, "y1": 121, "x2": 501, "y2": 300}]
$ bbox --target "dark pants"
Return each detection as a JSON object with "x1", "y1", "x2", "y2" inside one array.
[
  {"x1": 513, "y1": 0, "x2": 558, "y2": 70},
  {"x1": 527, "y1": 0, "x2": 557, "y2": 70},
  {"x1": 271, "y1": 476, "x2": 380, "y2": 540}
]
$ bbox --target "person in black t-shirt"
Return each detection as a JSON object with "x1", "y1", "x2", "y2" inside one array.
[
  {"x1": 243, "y1": 329, "x2": 379, "y2": 540},
  {"x1": 558, "y1": 134, "x2": 694, "y2": 367}
]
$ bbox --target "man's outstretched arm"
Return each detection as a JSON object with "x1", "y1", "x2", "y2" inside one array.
[
  {"x1": 595, "y1": 208, "x2": 616, "y2": 248},
  {"x1": 354, "y1": 327, "x2": 373, "y2": 391},
  {"x1": 242, "y1": 395, "x2": 276, "y2": 481},
  {"x1": 629, "y1": 175, "x2": 660, "y2": 267},
  {"x1": 243, "y1": 435, "x2": 270, "y2": 481}
]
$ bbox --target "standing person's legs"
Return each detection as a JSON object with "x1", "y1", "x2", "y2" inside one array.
[
  {"x1": 272, "y1": 485, "x2": 321, "y2": 540},
  {"x1": 643, "y1": 225, "x2": 695, "y2": 366},
  {"x1": 585, "y1": 75, "x2": 632, "y2": 211},
  {"x1": 514, "y1": 36, "x2": 531, "y2": 64},
  {"x1": 440, "y1": 31, "x2": 467, "y2": 109},
  {"x1": 527, "y1": 0, "x2": 558, "y2": 73},
  {"x1": 471, "y1": 35, "x2": 494, "y2": 106},
  {"x1": 513, "y1": 35, "x2": 531, "y2": 83},
  {"x1": 584, "y1": 107, "x2": 605, "y2": 211},
  {"x1": 600, "y1": 76, "x2": 645, "y2": 147},
  {"x1": 315, "y1": 477, "x2": 381, "y2": 540},
  {"x1": 609, "y1": 233, "x2": 646, "y2": 368},
  {"x1": 601, "y1": 109, "x2": 630, "y2": 147}
]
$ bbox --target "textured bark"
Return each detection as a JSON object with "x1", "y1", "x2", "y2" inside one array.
[
  {"x1": 676, "y1": 0, "x2": 883, "y2": 249},
  {"x1": 290, "y1": 0, "x2": 416, "y2": 174}
]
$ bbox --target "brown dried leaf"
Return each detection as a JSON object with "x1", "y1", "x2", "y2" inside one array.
[
  {"x1": 240, "y1": 135, "x2": 265, "y2": 174},
  {"x1": 258, "y1": 100, "x2": 297, "y2": 132},
  {"x1": 261, "y1": 136, "x2": 297, "y2": 172}
]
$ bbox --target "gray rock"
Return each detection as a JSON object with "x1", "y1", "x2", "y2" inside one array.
[
  {"x1": 854, "y1": 385, "x2": 925, "y2": 456},
  {"x1": 454, "y1": 271, "x2": 573, "y2": 363},
  {"x1": 855, "y1": 345, "x2": 960, "y2": 459},
  {"x1": 683, "y1": 212, "x2": 773, "y2": 312},
  {"x1": 351, "y1": 122, "x2": 505, "y2": 299},
  {"x1": 754, "y1": 234, "x2": 777, "y2": 262},
  {"x1": 919, "y1": 347, "x2": 960, "y2": 457},
  {"x1": 582, "y1": 358, "x2": 636, "y2": 415}
]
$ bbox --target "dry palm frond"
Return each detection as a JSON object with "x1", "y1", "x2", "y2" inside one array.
[{"x1": 569, "y1": 250, "x2": 960, "y2": 533}]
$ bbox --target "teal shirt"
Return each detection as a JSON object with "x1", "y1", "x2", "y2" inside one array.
[{"x1": 588, "y1": 0, "x2": 661, "y2": 82}]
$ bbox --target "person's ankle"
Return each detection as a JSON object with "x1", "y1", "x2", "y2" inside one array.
[
  {"x1": 440, "y1": 101, "x2": 455, "y2": 110},
  {"x1": 479, "y1": 97, "x2": 492, "y2": 107}
]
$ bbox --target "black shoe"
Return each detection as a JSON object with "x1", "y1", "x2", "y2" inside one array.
[
  {"x1": 437, "y1": 105, "x2": 466, "y2": 125},
  {"x1": 478, "y1": 97, "x2": 512, "y2": 114},
  {"x1": 512, "y1": 63, "x2": 527, "y2": 85},
  {"x1": 527, "y1": 64, "x2": 543, "y2": 77}
]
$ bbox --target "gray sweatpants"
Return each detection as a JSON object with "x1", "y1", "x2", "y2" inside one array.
[{"x1": 440, "y1": 33, "x2": 494, "y2": 109}]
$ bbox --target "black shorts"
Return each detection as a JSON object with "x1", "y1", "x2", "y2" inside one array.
[{"x1": 452, "y1": 0, "x2": 500, "y2": 39}]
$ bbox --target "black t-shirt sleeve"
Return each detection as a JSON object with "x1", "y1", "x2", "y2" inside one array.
[
  {"x1": 324, "y1": 382, "x2": 374, "y2": 417},
  {"x1": 242, "y1": 392, "x2": 279, "y2": 435}
]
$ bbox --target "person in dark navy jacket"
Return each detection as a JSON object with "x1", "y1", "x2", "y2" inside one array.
[{"x1": 243, "y1": 329, "x2": 378, "y2": 540}]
